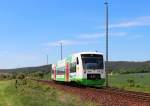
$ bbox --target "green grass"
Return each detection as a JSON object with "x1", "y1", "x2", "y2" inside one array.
[
  {"x1": 43, "y1": 73, "x2": 51, "y2": 80},
  {"x1": 0, "y1": 79, "x2": 96, "y2": 106},
  {"x1": 109, "y1": 73, "x2": 150, "y2": 93},
  {"x1": 0, "y1": 80, "x2": 16, "y2": 106}
]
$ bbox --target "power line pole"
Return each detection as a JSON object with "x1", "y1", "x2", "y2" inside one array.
[
  {"x1": 46, "y1": 54, "x2": 49, "y2": 65},
  {"x1": 46, "y1": 54, "x2": 49, "y2": 78},
  {"x1": 105, "y1": 1, "x2": 109, "y2": 87},
  {"x1": 60, "y1": 42, "x2": 62, "y2": 60}
]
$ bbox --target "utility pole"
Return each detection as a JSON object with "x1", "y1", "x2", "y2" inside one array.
[
  {"x1": 60, "y1": 42, "x2": 62, "y2": 60},
  {"x1": 105, "y1": 1, "x2": 109, "y2": 87},
  {"x1": 46, "y1": 54, "x2": 49, "y2": 65},
  {"x1": 46, "y1": 54, "x2": 49, "y2": 79}
]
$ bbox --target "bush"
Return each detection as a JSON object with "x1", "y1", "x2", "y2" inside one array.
[
  {"x1": 17, "y1": 74, "x2": 26, "y2": 80},
  {"x1": 0, "y1": 74, "x2": 13, "y2": 80},
  {"x1": 127, "y1": 79, "x2": 135, "y2": 87}
]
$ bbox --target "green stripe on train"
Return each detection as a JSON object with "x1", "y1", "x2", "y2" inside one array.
[
  {"x1": 55, "y1": 74, "x2": 105, "y2": 86},
  {"x1": 56, "y1": 75, "x2": 65, "y2": 81},
  {"x1": 73, "y1": 78, "x2": 105, "y2": 86},
  {"x1": 56, "y1": 77, "x2": 65, "y2": 81}
]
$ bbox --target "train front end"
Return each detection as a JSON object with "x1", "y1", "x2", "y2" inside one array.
[{"x1": 79, "y1": 52, "x2": 105, "y2": 87}]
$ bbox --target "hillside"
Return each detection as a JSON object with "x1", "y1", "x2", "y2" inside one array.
[
  {"x1": 108, "y1": 61, "x2": 150, "y2": 74},
  {"x1": 0, "y1": 65, "x2": 52, "y2": 74},
  {"x1": 0, "y1": 61, "x2": 150, "y2": 74}
]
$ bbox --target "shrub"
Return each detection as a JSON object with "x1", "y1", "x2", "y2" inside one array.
[
  {"x1": 17, "y1": 74, "x2": 25, "y2": 80},
  {"x1": 127, "y1": 79, "x2": 135, "y2": 87}
]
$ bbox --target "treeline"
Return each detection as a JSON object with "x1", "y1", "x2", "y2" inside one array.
[
  {"x1": 0, "y1": 65, "x2": 51, "y2": 73},
  {"x1": 108, "y1": 61, "x2": 150, "y2": 74},
  {"x1": 0, "y1": 61, "x2": 150, "y2": 80},
  {"x1": 12, "y1": 65, "x2": 52, "y2": 79},
  {"x1": 0, "y1": 65, "x2": 52, "y2": 80},
  {"x1": 0, "y1": 73, "x2": 13, "y2": 80}
]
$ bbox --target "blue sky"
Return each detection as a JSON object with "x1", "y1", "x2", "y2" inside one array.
[{"x1": 0, "y1": 0, "x2": 150, "y2": 69}]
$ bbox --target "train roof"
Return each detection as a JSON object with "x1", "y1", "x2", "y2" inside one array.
[
  {"x1": 72, "y1": 51, "x2": 103, "y2": 56},
  {"x1": 52, "y1": 51, "x2": 104, "y2": 65}
]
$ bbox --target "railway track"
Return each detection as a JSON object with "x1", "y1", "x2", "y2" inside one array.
[
  {"x1": 33, "y1": 79, "x2": 150, "y2": 106},
  {"x1": 91, "y1": 87, "x2": 150, "y2": 102}
]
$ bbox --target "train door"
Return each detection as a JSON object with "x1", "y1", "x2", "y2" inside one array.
[
  {"x1": 76, "y1": 56, "x2": 84, "y2": 80},
  {"x1": 76, "y1": 57, "x2": 79, "y2": 78},
  {"x1": 70, "y1": 59, "x2": 76, "y2": 81},
  {"x1": 66, "y1": 63, "x2": 69, "y2": 81},
  {"x1": 53, "y1": 64, "x2": 56, "y2": 80}
]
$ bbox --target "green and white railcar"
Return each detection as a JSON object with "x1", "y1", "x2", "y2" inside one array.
[{"x1": 52, "y1": 52, "x2": 105, "y2": 86}]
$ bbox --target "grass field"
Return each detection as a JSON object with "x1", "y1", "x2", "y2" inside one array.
[
  {"x1": 0, "y1": 73, "x2": 149, "y2": 106},
  {"x1": 43, "y1": 72, "x2": 150, "y2": 93},
  {"x1": 109, "y1": 73, "x2": 150, "y2": 93},
  {"x1": 0, "y1": 79, "x2": 96, "y2": 106}
]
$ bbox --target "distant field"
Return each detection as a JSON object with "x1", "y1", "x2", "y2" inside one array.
[
  {"x1": 0, "y1": 80, "x2": 96, "y2": 106},
  {"x1": 109, "y1": 73, "x2": 150, "y2": 93},
  {"x1": 43, "y1": 72, "x2": 150, "y2": 93}
]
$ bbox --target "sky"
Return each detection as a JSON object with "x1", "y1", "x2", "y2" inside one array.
[{"x1": 0, "y1": 0, "x2": 150, "y2": 69}]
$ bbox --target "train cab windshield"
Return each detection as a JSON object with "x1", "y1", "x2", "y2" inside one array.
[{"x1": 81, "y1": 54, "x2": 103, "y2": 70}]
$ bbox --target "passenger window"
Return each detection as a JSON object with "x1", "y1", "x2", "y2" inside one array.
[
  {"x1": 76, "y1": 57, "x2": 79, "y2": 65},
  {"x1": 70, "y1": 63, "x2": 76, "y2": 73}
]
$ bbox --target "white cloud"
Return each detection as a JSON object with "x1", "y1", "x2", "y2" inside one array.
[
  {"x1": 0, "y1": 51, "x2": 9, "y2": 56},
  {"x1": 45, "y1": 39, "x2": 100, "y2": 47},
  {"x1": 127, "y1": 35, "x2": 143, "y2": 39},
  {"x1": 14, "y1": 54, "x2": 39, "y2": 61},
  {"x1": 78, "y1": 32, "x2": 127, "y2": 39},
  {"x1": 0, "y1": 53, "x2": 42, "y2": 69},
  {"x1": 46, "y1": 40, "x2": 80, "y2": 46},
  {"x1": 78, "y1": 33, "x2": 104, "y2": 39},
  {"x1": 109, "y1": 16, "x2": 150, "y2": 28},
  {"x1": 45, "y1": 32, "x2": 128, "y2": 47},
  {"x1": 110, "y1": 32, "x2": 127, "y2": 37}
]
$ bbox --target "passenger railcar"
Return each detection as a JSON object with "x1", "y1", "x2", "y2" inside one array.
[{"x1": 51, "y1": 52, "x2": 105, "y2": 86}]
